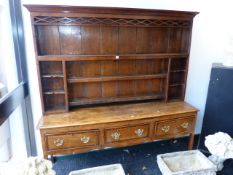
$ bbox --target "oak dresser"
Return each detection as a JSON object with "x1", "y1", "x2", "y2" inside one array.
[{"x1": 25, "y1": 5, "x2": 198, "y2": 159}]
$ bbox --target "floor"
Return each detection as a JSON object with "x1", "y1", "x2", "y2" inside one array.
[
  {"x1": 53, "y1": 136, "x2": 233, "y2": 175},
  {"x1": 0, "y1": 156, "x2": 26, "y2": 175}
]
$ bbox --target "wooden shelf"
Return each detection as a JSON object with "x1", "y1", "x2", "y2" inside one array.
[
  {"x1": 69, "y1": 93, "x2": 164, "y2": 106},
  {"x1": 169, "y1": 83, "x2": 184, "y2": 87},
  {"x1": 43, "y1": 91, "x2": 65, "y2": 95},
  {"x1": 37, "y1": 53, "x2": 189, "y2": 61},
  {"x1": 170, "y1": 70, "x2": 186, "y2": 73},
  {"x1": 34, "y1": 7, "x2": 193, "y2": 113},
  {"x1": 42, "y1": 74, "x2": 64, "y2": 78},
  {"x1": 68, "y1": 74, "x2": 167, "y2": 83}
]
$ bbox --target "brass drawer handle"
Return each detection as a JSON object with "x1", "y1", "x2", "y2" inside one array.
[
  {"x1": 181, "y1": 122, "x2": 189, "y2": 129},
  {"x1": 111, "y1": 132, "x2": 121, "y2": 140},
  {"x1": 54, "y1": 138, "x2": 64, "y2": 147},
  {"x1": 161, "y1": 125, "x2": 170, "y2": 133},
  {"x1": 135, "y1": 129, "x2": 144, "y2": 137},
  {"x1": 80, "y1": 136, "x2": 90, "y2": 144}
]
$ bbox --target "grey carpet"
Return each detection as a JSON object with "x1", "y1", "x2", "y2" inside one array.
[{"x1": 52, "y1": 137, "x2": 233, "y2": 175}]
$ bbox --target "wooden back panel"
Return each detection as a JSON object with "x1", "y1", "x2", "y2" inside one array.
[{"x1": 35, "y1": 25, "x2": 191, "y2": 56}]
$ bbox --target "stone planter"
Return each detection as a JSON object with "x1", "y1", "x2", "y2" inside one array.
[
  {"x1": 157, "y1": 150, "x2": 217, "y2": 175},
  {"x1": 69, "y1": 164, "x2": 125, "y2": 175}
]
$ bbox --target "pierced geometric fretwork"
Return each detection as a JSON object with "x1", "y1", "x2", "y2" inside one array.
[{"x1": 34, "y1": 16, "x2": 191, "y2": 27}]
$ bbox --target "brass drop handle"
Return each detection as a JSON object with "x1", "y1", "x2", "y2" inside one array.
[
  {"x1": 54, "y1": 138, "x2": 64, "y2": 147},
  {"x1": 111, "y1": 132, "x2": 121, "y2": 140},
  {"x1": 80, "y1": 136, "x2": 90, "y2": 144},
  {"x1": 161, "y1": 125, "x2": 170, "y2": 133},
  {"x1": 135, "y1": 129, "x2": 144, "y2": 137},
  {"x1": 181, "y1": 122, "x2": 189, "y2": 129}
]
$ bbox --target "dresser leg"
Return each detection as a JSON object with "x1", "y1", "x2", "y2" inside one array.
[
  {"x1": 43, "y1": 152, "x2": 48, "y2": 159},
  {"x1": 50, "y1": 155, "x2": 55, "y2": 163},
  {"x1": 188, "y1": 133, "x2": 195, "y2": 150}
]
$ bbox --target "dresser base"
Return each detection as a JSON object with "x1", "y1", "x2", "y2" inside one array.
[{"x1": 38, "y1": 102, "x2": 198, "y2": 159}]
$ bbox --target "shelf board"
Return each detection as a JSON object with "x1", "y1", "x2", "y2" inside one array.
[
  {"x1": 168, "y1": 98, "x2": 183, "y2": 102},
  {"x1": 43, "y1": 91, "x2": 65, "y2": 95},
  {"x1": 169, "y1": 83, "x2": 184, "y2": 87},
  {"x1": 68, "y1": 74, "x2": 167, "y2": 83},
  {"x1": 170, "y1": 70, "x2": 186, "y2": 73},
  {"x1": 37, "y1": 53, "x2": 189, "y2": 61},
  {"x1": 69, "y1": 93, "x2": 164, "y2": 106},
  {"x1": 42, "y1": 74, "x2": 64, "y2": 78}
]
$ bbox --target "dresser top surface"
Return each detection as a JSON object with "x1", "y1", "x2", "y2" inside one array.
[{"x1": 38, "y1": 101, "x2": 198, "y2": 129}]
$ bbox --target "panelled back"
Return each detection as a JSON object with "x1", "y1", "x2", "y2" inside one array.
[{"x1": 35, "y1": 25, "x2": 191, "y2": 56}]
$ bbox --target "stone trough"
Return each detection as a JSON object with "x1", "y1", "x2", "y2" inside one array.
[
  {"x1": 69, "y1": 164, "x2": 125, "y2": 175},
  {"x1": 157, "y1": 150, "x2": 217, "y2": 175}
]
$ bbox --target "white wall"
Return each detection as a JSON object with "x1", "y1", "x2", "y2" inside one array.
[{"x1": 21, "y1": 0, "x2": 233, "y2": 156}]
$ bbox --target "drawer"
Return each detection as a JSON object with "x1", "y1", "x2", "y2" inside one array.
[
  {"x1": 176, "y1": 117, "x2": 195, "y2": 133},
  {"x1": 46, "y1": 130, "x2": 99, "y2": 150},
  {"x1": 156, "y1": 117, "x2": 195, "y2": 136},
  {"x1": 105, "y1": 124, "x2": 149, "y2": 143}
]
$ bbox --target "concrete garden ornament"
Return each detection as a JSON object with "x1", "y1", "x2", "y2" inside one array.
[
  {"x1": 23, "y1": 157, "x2": 56, "y2": 175},
  {"x1": 205, "y1": 132, "x2": 233, "y2": 171}
]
